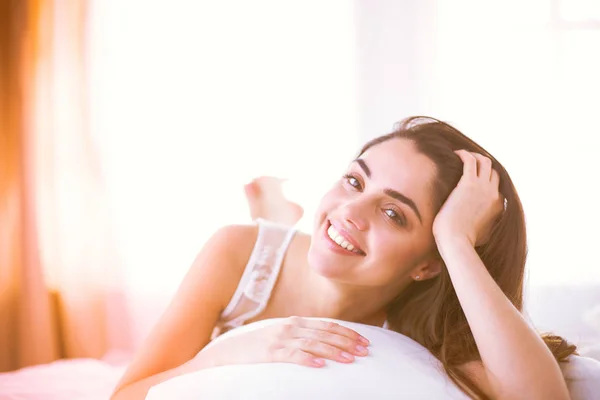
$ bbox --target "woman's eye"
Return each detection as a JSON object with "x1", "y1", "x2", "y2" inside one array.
[
  {"x1": 343, "y1": 174, "x2": 362, "y2": 190},
  {"x1": 385, "y1": 208, "x2": 406, "y2": 226}
]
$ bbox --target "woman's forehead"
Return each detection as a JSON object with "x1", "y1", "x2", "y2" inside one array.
[{"x1": 359, "y1": 139, "x2": 436, "y2": 184}]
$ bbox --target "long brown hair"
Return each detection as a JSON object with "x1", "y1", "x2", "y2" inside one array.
[{"x1": 359, "y1": 117, "x2": 576, "y2": 399}]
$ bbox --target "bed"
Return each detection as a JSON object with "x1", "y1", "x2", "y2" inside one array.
[
  {"x1": 0, "y1": 358, "x2": 126, "y2": 400},
  {"x1": 2, "y1": 323, "x2": 599, "y2": 400}
]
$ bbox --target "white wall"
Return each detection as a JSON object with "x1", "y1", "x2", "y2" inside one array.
[{"x1": 354, "y1": 0, "x2": 437, "y2": 140}]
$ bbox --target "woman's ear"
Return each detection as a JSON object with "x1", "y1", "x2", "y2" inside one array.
[{"x1": 411, "y1": 258, "x2": 443, "y2": 281}]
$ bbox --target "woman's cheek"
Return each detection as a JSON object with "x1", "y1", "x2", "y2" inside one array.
[{"x1": 320, "y1": 185, "x2": 345, "y2": 210}]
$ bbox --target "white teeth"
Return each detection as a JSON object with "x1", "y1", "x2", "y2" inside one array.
[{"x1": 327, "y1": 225, "x2": 361, "y2": 253}]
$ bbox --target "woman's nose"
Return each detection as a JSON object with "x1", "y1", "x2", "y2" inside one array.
[{"x1": 340, "y1": 201, "x2": 368, "y2": 231}]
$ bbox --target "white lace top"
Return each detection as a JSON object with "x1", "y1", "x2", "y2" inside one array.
[{"x1": 212, "y1": 218, "x2": 297, "y2": 339}]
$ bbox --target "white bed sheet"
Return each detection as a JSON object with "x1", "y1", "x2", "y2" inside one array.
[{"x1": 0, "y1": 358, "x2": 126, "y2": 400}]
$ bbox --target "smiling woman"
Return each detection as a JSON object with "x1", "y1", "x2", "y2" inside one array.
[
  {"x1": 111, "y1": 116, "x2": 587, "y2": 400},
  {"x1": 307, "y1": 138, "x2": 438, "y2": 286}
]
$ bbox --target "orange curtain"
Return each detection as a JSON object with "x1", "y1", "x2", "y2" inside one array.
[
  {"x1": 0, "y1": 0, "x2": 131, "y2": 372},
  {"x1": 0, "y1": 0, "x2": 58, "y2": 372}
]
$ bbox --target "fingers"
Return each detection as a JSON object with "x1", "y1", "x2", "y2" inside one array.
[
  {"x1": 490, "y1": 168, "x2": 500, "y2": 188},
  {"x1": 273, "y1": 347, "x2": 327, "y2": 368},
  {"x1": 295, "y1": 337, "x2": 357, "y2": 363},
  {"x1": 294, "y1": 326, "x2": 369, "y2": 357},
  {"x1": 455, "y1": 150, "x2": 495, "y2": 181},
  {"x1": 472, "y1": 153, "x2": 493, "y2": 181},
  {"x1": 289, "y1": 316, "x2": 369, "y2": 345},
  {"x1": 277, "y1": 317, "x2": 371, "y2": 367},
  {"x1": 454, "y1": 150, "x2": 477, "y2": 178}
]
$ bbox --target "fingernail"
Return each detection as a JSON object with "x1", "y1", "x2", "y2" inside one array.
[
  {"x1": 355, "y1": 345, "x2": 368, "y2": 355},
  {"x1": 358, "y1": 336, "x2": 370, "y2": 345},
  {"x1": 341, "y1": 352, "x2": 354, "y2": 361},
  {"x1": 312, "y1": 358, "x2": 325, "y2": 367}
]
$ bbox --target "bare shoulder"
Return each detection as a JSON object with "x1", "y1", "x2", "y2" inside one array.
[
  {"x1": 286, "y1": 229, "x2": 312, "y2": 259},
  {"x1": 206, "y1": 224, "x2": 259, "y2": 269},
  {"x1": 209, "y1": 223, "x2": 258, "y2": 248},
  {"x1": 192, "y1": 223, "x2": 260, "y2": 303}
]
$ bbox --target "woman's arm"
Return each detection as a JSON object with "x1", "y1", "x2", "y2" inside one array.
[
  {"x1": 111, "y1": 350, "x2": 220, "y2": 400},
  {"x1": 437, "y1": 237, "x2": 569, "y2": 399},
  {"x1": 433, "y1": 150, "x2": 570, "y2": 399},
  {"x1": 110, "y1": 224, "x2": 258, "y2": 400}
]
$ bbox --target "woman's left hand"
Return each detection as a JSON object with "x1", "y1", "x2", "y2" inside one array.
[{"x1": 432, "y1": 150, "x2": 504, "y2": 248}]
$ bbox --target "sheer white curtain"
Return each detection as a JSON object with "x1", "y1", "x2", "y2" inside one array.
[{"x1": 88, "y1": 0, "x2": 359, "y2": 346}]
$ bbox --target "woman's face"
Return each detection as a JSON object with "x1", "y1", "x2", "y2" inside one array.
[{"x1": 308, "y1": 138, "x2": 439, "y2": 288}]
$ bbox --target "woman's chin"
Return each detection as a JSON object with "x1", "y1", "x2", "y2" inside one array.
[
  {"x1": 307, "y1": 250, "x2": 352, "y2": 280},
  {"x1": 310, "y1": 262, "x2": 342, "y2": 279}
]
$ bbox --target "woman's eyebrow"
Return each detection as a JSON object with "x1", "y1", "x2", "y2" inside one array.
[
  {"x1": 384, "y1": 188, "x2": 422, "y2": 224},
  {"x1": 353, "y1": 158, "x2": 423, "y2": 224},
  {"x1": 354, "y1": 158, "x2": 371, "y2": 177}
]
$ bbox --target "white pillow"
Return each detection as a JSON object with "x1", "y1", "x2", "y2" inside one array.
[
  {"x1": 561, "y1": 354, "x2": 600, "y2": 399},
  {"x1": 147, "y1": 318, "x2": 468, "y2": 399},
  {"x1": 146, "y1": 318, "x2": 600, "y2": 400}
]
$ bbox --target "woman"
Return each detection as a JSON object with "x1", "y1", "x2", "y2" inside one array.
[{"x1": 111, "y1": 116, "x2": 575, "y2": 399}]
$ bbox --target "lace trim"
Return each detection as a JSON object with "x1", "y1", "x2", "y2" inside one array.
[{"x1": 216, "y1": 219, "x2": 296, "y2": 332}]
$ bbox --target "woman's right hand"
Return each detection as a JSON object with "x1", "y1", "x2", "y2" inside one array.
[{"x1": 198, "y1": 317, "x2": 370, "y2": 368}]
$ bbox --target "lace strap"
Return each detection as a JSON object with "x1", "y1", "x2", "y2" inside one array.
[{"x1": 218, "y1": 219, "x2": 297, "y2": 328}]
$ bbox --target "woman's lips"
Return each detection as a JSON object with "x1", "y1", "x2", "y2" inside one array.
[
  {"x1": 329, "y1": 220, "x2": 365, "y2": 254},
  {"x1": 323, "y1": 221, "x2": 366, "y2": 256}
]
